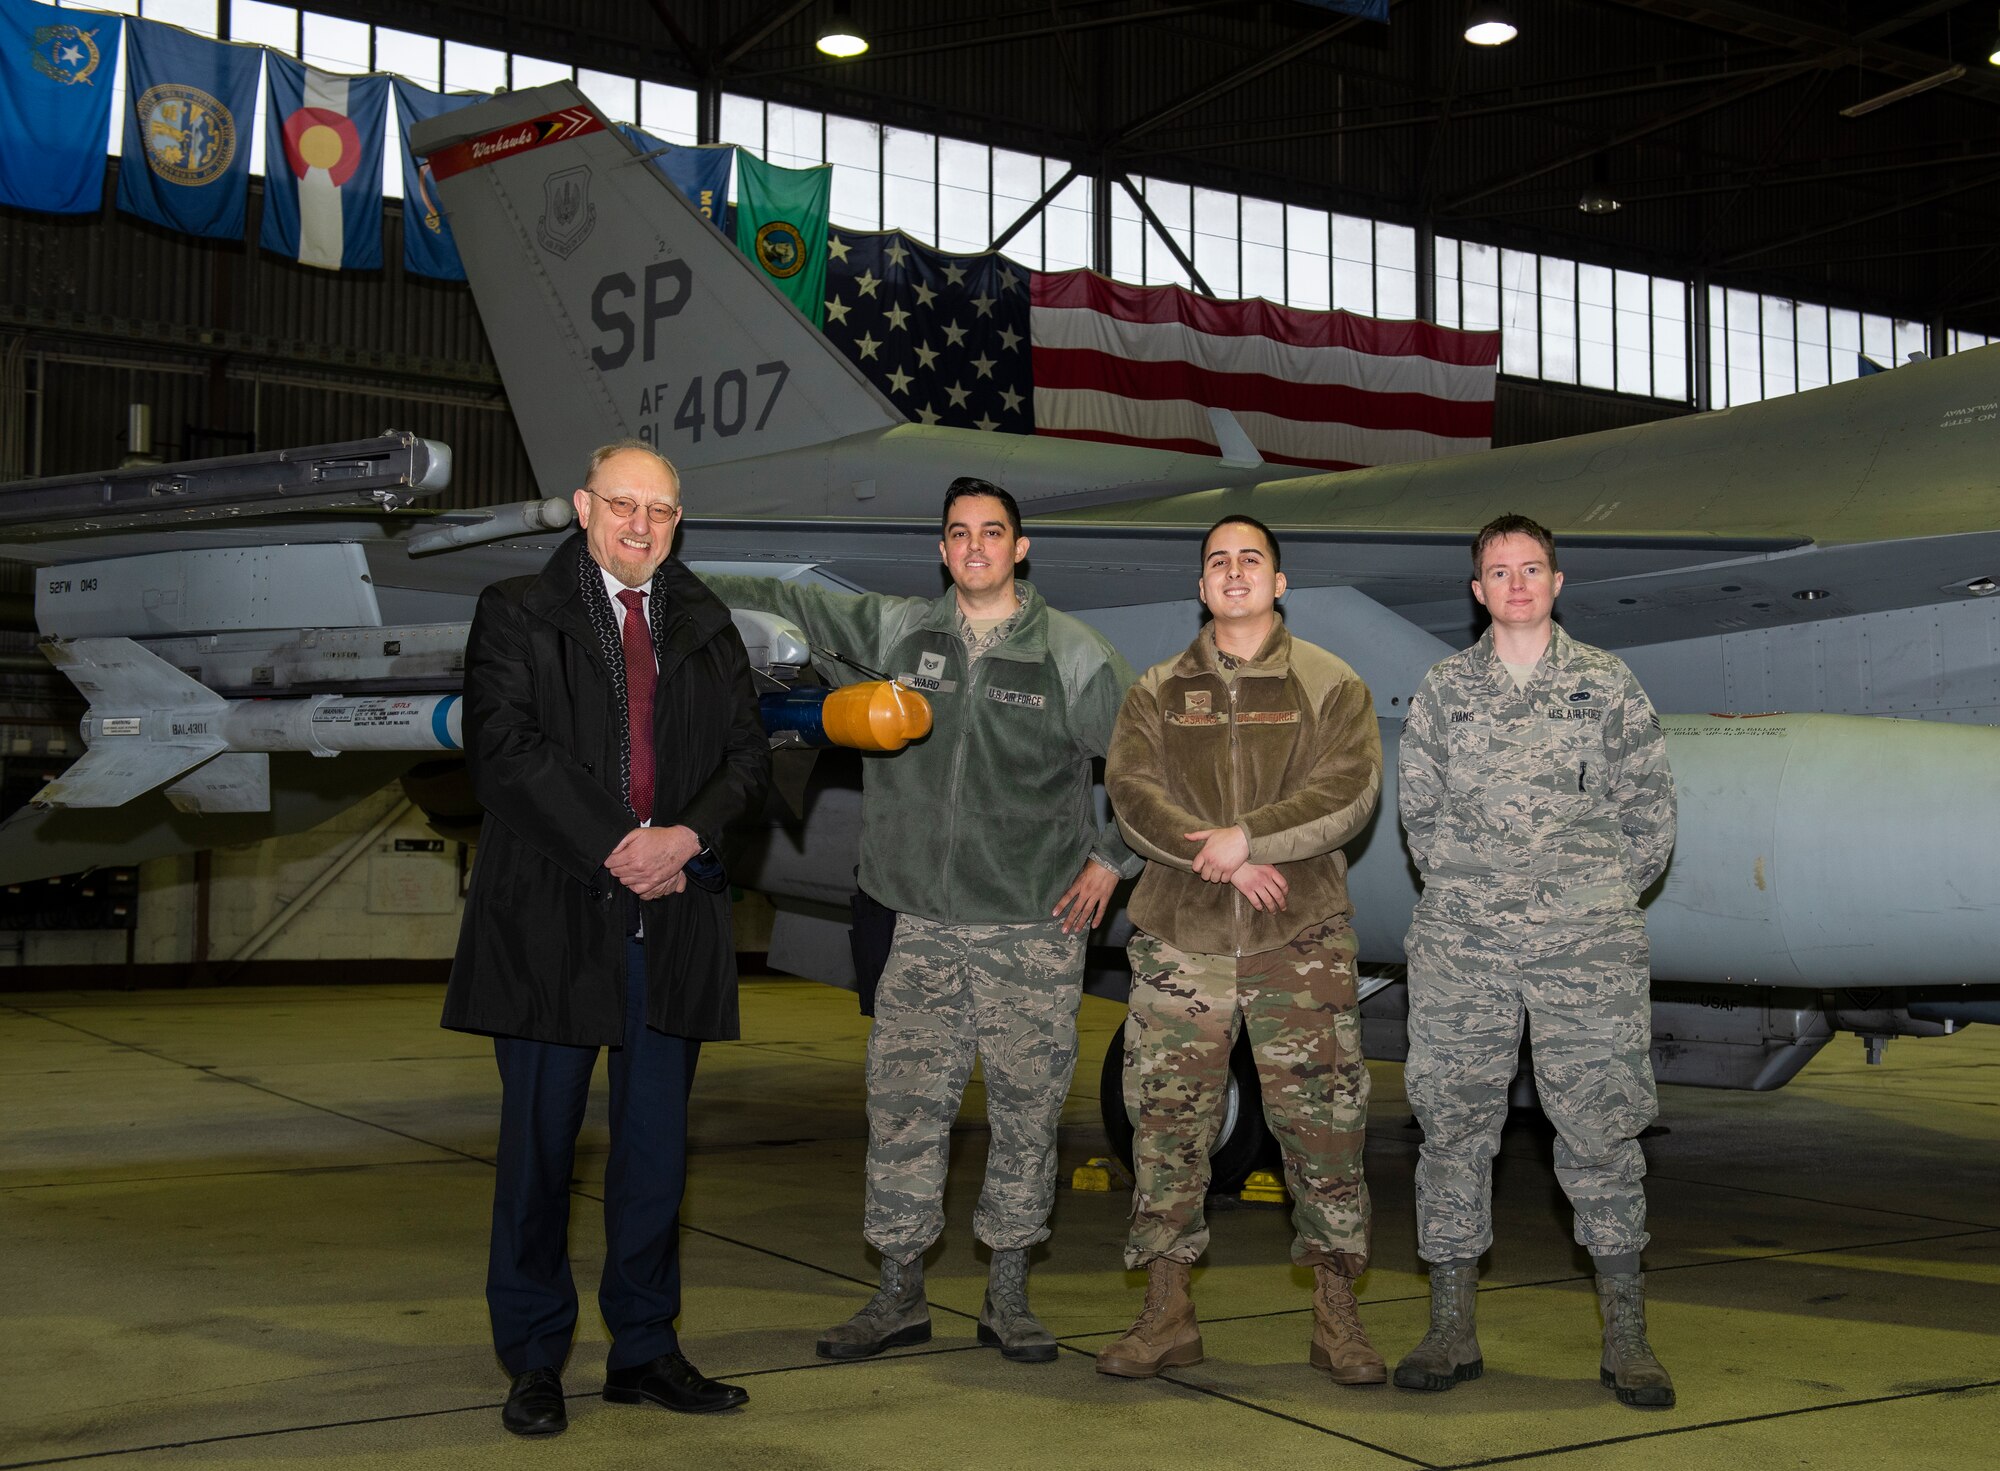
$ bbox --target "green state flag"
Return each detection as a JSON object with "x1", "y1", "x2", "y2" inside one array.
[{"x1": 734, "y1": 151, "x2": 831, "y2": 327}]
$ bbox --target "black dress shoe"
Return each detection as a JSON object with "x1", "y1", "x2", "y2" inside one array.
[
  {"x1": 602, "y1": 1352, "x2": 749, "y2": 1414},
  {"x1": 502, "y1": 1367, "x2": 567, "y2": 1437}
]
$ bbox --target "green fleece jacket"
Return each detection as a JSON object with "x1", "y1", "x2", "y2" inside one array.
[
  {"x1": 703, "y1": 573, "x2": 1140, "y2": 923},
  {"x1": 1108, "y1": 620, "x2": 1381, "y2": 957}
]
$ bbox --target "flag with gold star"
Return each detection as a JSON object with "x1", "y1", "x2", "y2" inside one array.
[{"x1": 822, "y1": 229, "x2": 1033, "y2": 432}]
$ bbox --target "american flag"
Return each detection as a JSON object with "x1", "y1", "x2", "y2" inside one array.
[
  {"x1": 823, "y1": 230, "x2": 1033, "y2": 432},
  {"x1": 821, "y1": 230, "x2": 1498, "y2": 470}
]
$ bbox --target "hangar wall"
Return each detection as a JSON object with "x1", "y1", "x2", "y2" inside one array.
[
  {"x1": 0, "y1": 169, "x2": 533, "y2": 499},
  {"x1": 0, "y1": 166, "x2": 1678, "y2": 488}
]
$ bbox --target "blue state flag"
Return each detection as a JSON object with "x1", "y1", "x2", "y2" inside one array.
[
  {"x1": 1293, "y1": 0, "x2": 1390, "y2": 19},
  {"x1": 0, "y1": 0, "x2": 121, "y2": 213},
  {"x1": 623, "y1": 126, "x2": 733, "y2": 237},
  {"x1": 260, "y1": 52, "x2": 389, "y2": 271},
  {"x1": 393, "y1": 79, "x2": 485, "y2": 281},
  {"x1": 116, "y1": 17, "x2": 259, "y2": 240}
]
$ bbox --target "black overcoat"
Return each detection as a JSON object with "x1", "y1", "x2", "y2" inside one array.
[{"x1": 441, "y1": 535, "x2": 770, "y2": 1045}]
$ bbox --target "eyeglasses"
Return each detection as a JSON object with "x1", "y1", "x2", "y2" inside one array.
[{"x1": 586, "y1": 488, "x2": 681, "y2": 523}]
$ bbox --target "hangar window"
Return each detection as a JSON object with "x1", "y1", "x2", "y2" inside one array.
[
  {"x1": 376, "y1": 28, "x2": 439, "y2": 90},
  {"x1": 1284, "y1": 206, "x2": 1330, "y2": 311},
  {"x1": 226, "y1": 0, "x2": 291, "y2": 49},
  {"x1": 640, "y1": 82, "x2": 699, "y2": 146},
  {"x1": 578, "y1": 72, "x2": 637, "y2": 133},
  {"x1": 510, "y1": 56, "x2": 573, "y2": 92},
  {"x1": 1708, "y1": 288, "x2": 1928, "y2": 407},
  {"x1": 1037, "y1": 171, "x2": 1094, "y2": 274},
  {"x1": 937, "y1": 137, "x2": 991, "y2": 255},
  {"x1": 442, "y1": 41, "x2": 505, "y2": 96},
  {"x1": 1951, "y1": 330, "x2": 1996, "y2": 354},
  {"x1": 301, "y1": 12, "x2": 366, "y2": 72},
  {"x1": 1128, "y1": 177, "x2": 1194, "y2": 288},
  {"x1": 1440, "y1": 238, "x2": 1688, "y2": 403},
  {"x1": 1113, "y1": 180, "x2": 1414, "y2": 317},
  {"x1": 764, "y1": 103, "x2": 825, "y2": 170},
  {"x1": 144, "y1": 0, "x2": 217, "y2": 35},
  {"x1": 827, "y1": 116, "x2": 883, "y2": 231},
  {"x1": 883, "y1": 127, "x2": 937, "y2": 242}
]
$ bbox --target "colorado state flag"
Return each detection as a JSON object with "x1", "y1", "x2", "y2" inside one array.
[
  {"x1": 260, "y1": 52, "x2": 388, "y2": 271},
  {"x1": 0, "y1": 0, "x2": 121, "y2": 214},
  {"x1": 392, "y1": 79, "x2": 485, "y2": 281},
  {"x1": 116, "y1": 17, "x2": 260, "y2": 239}
]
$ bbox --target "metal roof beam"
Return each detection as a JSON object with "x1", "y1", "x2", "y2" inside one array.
[
  {"x1": 1438, "y1": 60, "x2": 1822, "y2": 214},
  {"x1": 1115, "y1": 174, "x2": 1215, "y2": 297},
  {"x1": 1721, "y1": 163, "x2": 2000, "y2": 265},
  {"x1": 1145, "y1": 56, "x2": 1807, "y2": 157},
  {"x1": 1107, "y1": 0, "x2": 1396, "y2": 149},
  {"x1": 1606, "y1": 0, "x2": 2000, "y2": 101}
]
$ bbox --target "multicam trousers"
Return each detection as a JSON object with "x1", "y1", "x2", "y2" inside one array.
[
  {"x1": 1404, "y1": 915, "x2": 1657, "y2": 1264},
  {"x1": 862, "y1": 912, "x2": 1085, "y2": 1262},
  {"x1": 1122, "y1": 917, "x2": 1371, "y2": 1275}
]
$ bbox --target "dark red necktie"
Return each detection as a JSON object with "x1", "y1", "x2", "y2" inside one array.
[{"x1": 616, "y1": 589, "x2": 655, "y2": 822}]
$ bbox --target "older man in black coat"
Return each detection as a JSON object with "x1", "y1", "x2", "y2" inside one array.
[{"x1": 443, "y1": 440, "x2": 769, "y2": 1438}]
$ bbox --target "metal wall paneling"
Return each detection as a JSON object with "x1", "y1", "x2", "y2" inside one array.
[{"x1": 1490, "y1": 376, "x2": 1690, "y2": 449}]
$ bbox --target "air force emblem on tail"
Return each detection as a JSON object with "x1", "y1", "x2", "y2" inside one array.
[{"x1": 538, "y1": 167, "x2": 596, "y2": 259}]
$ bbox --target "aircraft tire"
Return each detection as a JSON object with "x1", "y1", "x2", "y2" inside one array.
[{"x1": 1096, "y1": 1028, "x2": 1278, "y2": 1197}]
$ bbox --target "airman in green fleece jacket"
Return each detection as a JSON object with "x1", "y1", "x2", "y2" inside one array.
[{"x1": 702, "y1": 478, "x2": 1138, "y2": 1367}]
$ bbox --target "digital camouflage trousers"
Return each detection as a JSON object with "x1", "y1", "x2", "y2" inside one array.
[
  {"x1": 1405, "y1": 914, "x2": 1657, "y2": 1263},
  {"x1": 862, "y1": 912, "x2": 1084, "y2": 1262}
]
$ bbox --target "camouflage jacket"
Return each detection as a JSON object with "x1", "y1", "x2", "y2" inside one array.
[
  {"x1": 702, "y1": 573, "x2": 1139, "y2": 924},
  {"x1": 1108, "y1": 620, "x2": 1381, "y2": 957},
  {"x1": 1399, "y1": 624, "x2": 1675, "y2": 926}
]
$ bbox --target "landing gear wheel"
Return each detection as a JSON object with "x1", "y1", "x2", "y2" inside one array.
[{"x1": 1098, "y1": 1028, "x2": 1277, "y2": 1196}]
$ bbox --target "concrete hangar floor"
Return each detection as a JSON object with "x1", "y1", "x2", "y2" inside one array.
[{"x1": 2, "y1": 977, "x2": 1995, "y2": 1471}]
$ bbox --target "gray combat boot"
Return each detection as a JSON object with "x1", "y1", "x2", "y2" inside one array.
[
  {"x1": 1392, "y1": 1260, "x2": 1483, "y2": 1391},
  {"x1": 1598, "y1": 1272, "x2": 1676, "y2": 1408},
  {"x1": 978, "y1": 1247, "x2": 1058, "y2": 1363},
  {"x1": 816, "y1": 1253, "x2": 930, "y2": 1360}
]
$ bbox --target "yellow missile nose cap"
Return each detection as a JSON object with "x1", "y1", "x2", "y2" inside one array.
[{"x1": 822, "y1": 680, "x2": 934, "y2": 751}]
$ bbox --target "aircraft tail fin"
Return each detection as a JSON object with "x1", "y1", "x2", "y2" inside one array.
[
  {"x1": 1207, "y1": 408, "x2": 1264, "y2": 469},
  {"x1": 33, "y1": 639, "x2": 228, "y2": 809},
  {"x1": 411, "y1": 83, "x2": 901, "y2": 494}
]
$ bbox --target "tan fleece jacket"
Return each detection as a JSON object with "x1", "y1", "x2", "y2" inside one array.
[{"x1": 1107, "y1": 620, "x2": 1381, "y2": 957}]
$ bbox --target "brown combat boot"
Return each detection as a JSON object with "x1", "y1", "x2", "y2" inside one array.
[
  {"x1": 1598, "y1": 1272, "x2": 1676, "y2": 1408},
  {"x1": 1095, "y1": 1259, "x2": 1203, "y2": 1378},
  {"x1": 1309, "y1": 1265, "x2": 1387, "y2": 1385}
]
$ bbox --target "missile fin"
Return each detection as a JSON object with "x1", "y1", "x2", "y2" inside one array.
[{"x1": 166, "y1": 753, "x2": 271, "y2": 814}]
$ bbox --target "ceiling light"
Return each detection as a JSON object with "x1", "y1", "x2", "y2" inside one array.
[
  {"x1": 1579, "y1": 155, "x2": 1621, "y2": 215},
  {"x1": 1989, "y1": 8, "x2": 2000, "y2": 67},
  {"x1": 816, "y1": 1, "x2": 868, "y2": 59},
  {"x1": 1464, "y1": 5, "x2": 1517, "y2": 46}
]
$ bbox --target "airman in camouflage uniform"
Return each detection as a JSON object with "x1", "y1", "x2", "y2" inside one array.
[
  {"x1": 1099, "y1": 516, "x2": 1386, "y2": 1385},
  {"x1": 1396, "y1": 514, "x2": 1678, "y2": 1409},
  {"x1": 704, "y1": 479, "x2": 1139, "y2": 1365}
]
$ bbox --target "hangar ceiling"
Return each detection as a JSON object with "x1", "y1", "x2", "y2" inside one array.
[{"x1": 328, "y1": 0, "x2": 2000, "y2": 336}]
